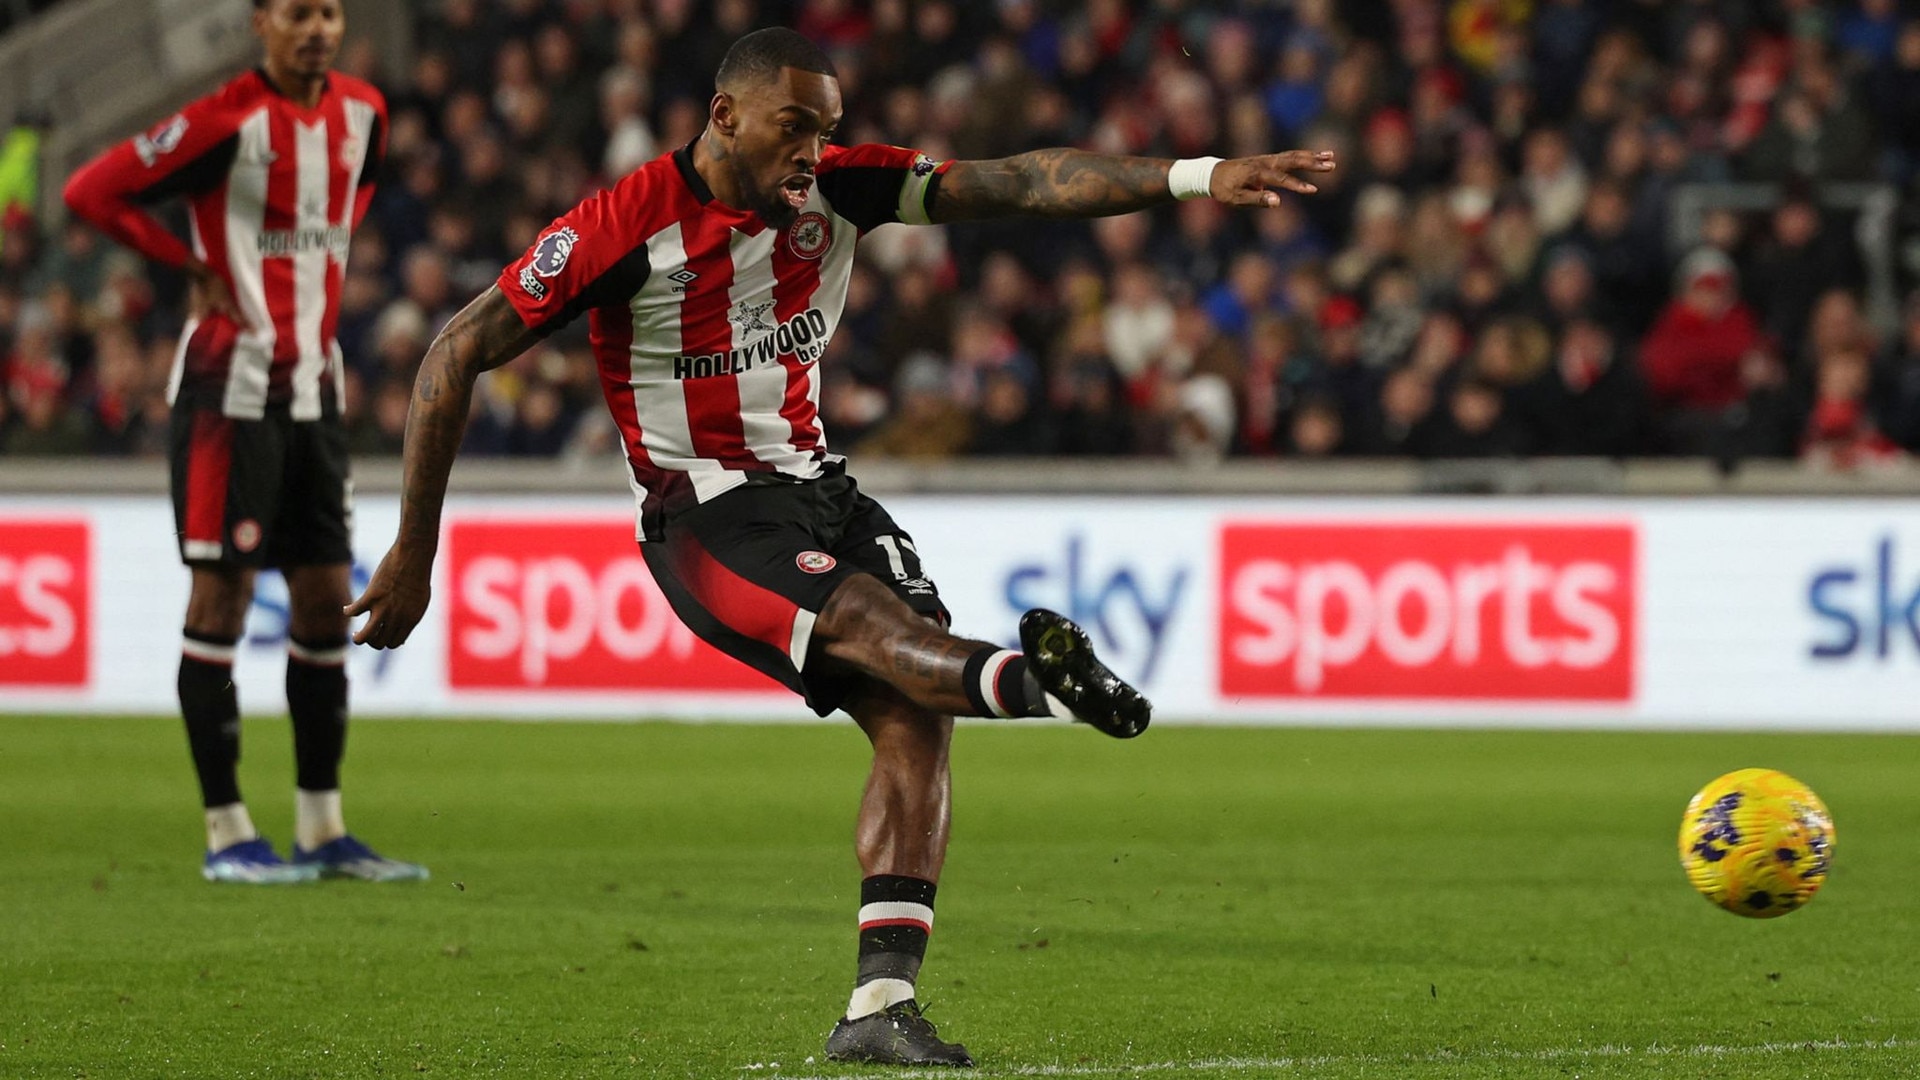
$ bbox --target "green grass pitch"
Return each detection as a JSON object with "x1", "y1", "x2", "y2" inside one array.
[{"x1": 1, "y1": 716, "x2": 1915, "y2": 1079}]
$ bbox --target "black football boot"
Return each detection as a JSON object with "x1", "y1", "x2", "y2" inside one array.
[
  {"x1": 1019, "y1": 608, "x2": 1151, "y2": 739},
  {"x1": 825, "y1": 999, "x2": 974, "y2": 1067}
]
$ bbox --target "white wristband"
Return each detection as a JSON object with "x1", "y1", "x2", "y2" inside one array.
[{"x1": 1168, "y1": 156, "x2": 1222, "y2": 201}]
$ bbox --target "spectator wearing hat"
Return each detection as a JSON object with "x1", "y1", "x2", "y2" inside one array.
[{"x1": 1640, "y1": 247, "x2": 1768, "y2": 454}]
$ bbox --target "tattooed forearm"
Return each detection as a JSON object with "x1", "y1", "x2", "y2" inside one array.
[
  {"x1": 393, "y1": 287, "x2": 539, "y2": 553},
  {"x1": 932, "y1": 149, "x2": 1174, "y2": 222}
]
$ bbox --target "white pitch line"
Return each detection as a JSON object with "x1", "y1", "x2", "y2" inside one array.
[{"x1": 740, "y1": 1035, "x2": 1913, "y2": 1078}]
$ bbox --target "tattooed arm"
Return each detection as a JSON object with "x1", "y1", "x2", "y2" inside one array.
[
  {"x1": 930, "y1": 148, "x2": 1337, "y2": 222},
  {"x1": 347, "y1": 286, "x2": 541, "y2": 648}
]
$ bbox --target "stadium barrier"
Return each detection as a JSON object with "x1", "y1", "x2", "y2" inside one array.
[{"x1": 3, "y1": 461, "x2": 1917, "y2": 729}]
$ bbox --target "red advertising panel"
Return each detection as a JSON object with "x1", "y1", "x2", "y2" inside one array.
[
  {"x1": 1220, "y1": 522, "x2": 1636, "y2": 701},
  {"x1": 0, "y1": 520, "x2": 89, "y2": 687},
  {"x1": 446, "y1": 519, "x2": 777, "y2": 692}
]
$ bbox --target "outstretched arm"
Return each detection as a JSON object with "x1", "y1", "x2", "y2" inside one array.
[
  {"x1": 929, "y1": 149, "x2": 1336, "y2": 222},
  {"x1": 346, "y1": 286, "x2": 541, "y2": 647}
]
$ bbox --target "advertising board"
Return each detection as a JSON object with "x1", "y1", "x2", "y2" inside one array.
[{"x1": 0, "y1": 494, "x2": 1912, "y2": 729}]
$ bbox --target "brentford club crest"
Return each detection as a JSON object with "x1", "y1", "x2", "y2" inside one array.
[
  {"x1": 232, "y1": 519, "x2": 262, "y2": 554},
  {"x1": 796, "y1": 550, "x2": 837, "y2": 574},
  {"x1": 788, "y1": 212, "x2": 831, "y2": 259}
]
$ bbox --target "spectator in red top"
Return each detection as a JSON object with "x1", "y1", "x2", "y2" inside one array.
[{"x1": 1639, "y1": 247, "x2": 1763, "y2": 415}]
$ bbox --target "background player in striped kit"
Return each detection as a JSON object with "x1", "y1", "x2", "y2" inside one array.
[
  {"x1": 347, "y1": 28, "x2": 1332, "y2": 1066},
  {"x1": 63, "y1": 0, "x2": 423, "y2": 885}
]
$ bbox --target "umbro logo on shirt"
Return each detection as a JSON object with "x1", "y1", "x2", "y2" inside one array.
[{"x1": 668, "y1": 269, "x2": 698, "y2": 293}]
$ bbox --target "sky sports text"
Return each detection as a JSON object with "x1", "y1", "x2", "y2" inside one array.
[
  {"x1": 0, "y1": 521, "x2": 89, "y2": 686},
  {"x1": 1219, "y1": 523, "x2": 1635, "y2": 700},
  {"x1": 1807, "y1": 536, "x2": 1920, "y2": 660},
  {"x1": 445, "y1": 520, "x2": 772, "y2": 691},
  {"x1": 1002, "y1": 533, "x2": 1189, "y2": 685}
]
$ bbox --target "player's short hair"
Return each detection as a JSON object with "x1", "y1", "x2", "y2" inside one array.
[{"x1": 715, "y1": 28, "x2": 837, "y2": 91}]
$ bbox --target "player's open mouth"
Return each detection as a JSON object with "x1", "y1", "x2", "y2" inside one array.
[{"x1": 780, "y1": 176, "x2": 812, "y2": 209}]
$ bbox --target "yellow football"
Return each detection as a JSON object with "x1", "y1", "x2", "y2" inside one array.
[{"x1": 1678, "y1": 768, "x2": 1834, "y2": 918}]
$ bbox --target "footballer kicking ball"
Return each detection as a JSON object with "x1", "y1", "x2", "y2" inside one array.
[{"x1": 1678, "y1": 768, "x2": 1834, "y2": 918}]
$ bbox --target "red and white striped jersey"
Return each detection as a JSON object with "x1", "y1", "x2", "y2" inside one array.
[
  {"x1": 65, "y1": 69, "x2": 387, "y2": 421},
  {"x1": 501, "y1": 143, "x2": 952, "y2": 541}
]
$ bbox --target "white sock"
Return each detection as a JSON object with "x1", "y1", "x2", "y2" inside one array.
[
  {"x1": 846, "y1": 977, "x2": 917, "y2": 1020},
  {"x1": 295, "y1": 788, "x2": 346, "y2": 851},
  {"x1": 204, "y1": 803, "x2": 258, "y2": 853}
]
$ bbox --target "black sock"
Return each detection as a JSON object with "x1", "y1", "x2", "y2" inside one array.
[
  {"x1": 287, "y1": 636, "x2": 349, "y2": 792},
  {"x1": 178, "y1": 631, "x2": 241, "y2": 808},
  {"x1": 959, "y1": 647, "x2": 1052, "y2": 718},
  {"x1": 852, "y1": 874, "x2": 936, "y2": 1016}
]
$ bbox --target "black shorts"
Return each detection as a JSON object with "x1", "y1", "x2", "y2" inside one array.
[
  {"x1": 642, "y1": 465, "x2": 947, "y2": 716},
  {"x1": 168, "y1": 404, "x2": 352, "y2": 569}
]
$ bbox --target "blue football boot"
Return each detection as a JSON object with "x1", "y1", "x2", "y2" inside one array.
[
  {"x1": 293, "y1": 835, "x2": 430, "y2": 882},
  {"x1": 203, "y1": 837, "x2": 321, "y2": 884}
]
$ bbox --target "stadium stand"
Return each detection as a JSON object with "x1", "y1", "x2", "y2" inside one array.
[{"x1": 3, "y1": 0, "x2": 1920, "y2": 470}]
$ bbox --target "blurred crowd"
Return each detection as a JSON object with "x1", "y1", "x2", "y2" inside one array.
[{"x1": 7, "y1": 0, "x2": 1920, "y2": 469}]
